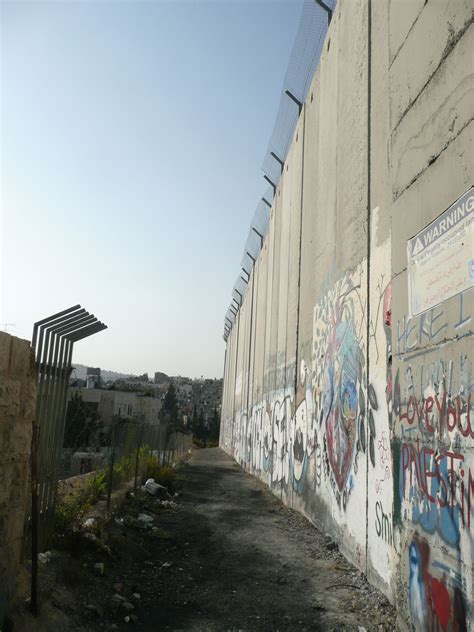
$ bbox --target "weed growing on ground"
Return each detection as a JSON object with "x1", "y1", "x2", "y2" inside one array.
[
  {"x1": 113, "y1": 454, "x2": 134, "y2": 483},
  {"x1": 143, "y1": 454, "x2": 176, "y2": 491},
  {"x1": 86, "y1": 470, "x2": 107, "y2": 503},
  {"x1": 154, "y1": 464, "x2": 175, "y2": 491},
  {"x1": 53, "y1": 493, "x2": 93, "y2": 549},
  {"x1": 53, "y1": 448, "x2": 178, "y2": 548},
  {"x1": 143, "y1": 454, "x2": 161, "y2": 480}
]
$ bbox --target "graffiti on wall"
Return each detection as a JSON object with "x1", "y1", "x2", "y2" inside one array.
[
  {"x1": 312, "y1": 271, "x2": 386, "y2": 509},
  {"x1": 396, "y1": 348, "x2": 473, "y2": 545},
  {"x1": 375, "y1": 431, "x2": 391, "y2": 495},
  {"x1": 232, "y1": 360, "x2": 314, "y2": 494},
  {"x1": 396, "y1": 292, "x2": 472, "y2": 356},
  {"x1": 408, "y1": 534, "x2": 467, "y2": 632},
  {"x1": 221, "y1": 273, "x2": 473, "y2": 620},
  {"x1": 375, "y1": 500, "x2": 393, "y2": 546},
  {"x1": 227, "y1": 269, "x2": 395, "y2": 518},
  {"x1": 394, "y1": 290, "x2": 473, "y2": 547},
  {"x1": 313, "y1": 273, "x2": 364, "y2": 491}
]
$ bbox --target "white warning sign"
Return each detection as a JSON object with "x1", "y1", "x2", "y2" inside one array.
[{"x1": 407, "y1": 187, "x2": 474, "y2": 317}]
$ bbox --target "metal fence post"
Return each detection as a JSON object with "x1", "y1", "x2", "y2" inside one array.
[
  {"x1": 30, "y1": 422, "x2": 39, "y2": 617},
  {"x1": 106, "y1": 423, "x2": 116, "y2": 510},
  {"x1": 134, "y1": 424, "x2": 144, "y2": 491}
]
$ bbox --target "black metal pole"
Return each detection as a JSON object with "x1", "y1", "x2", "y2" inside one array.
[
  {"x1": 106, "y1": 424, "x2": 116, "y2": 510},
  {"x1": 315, "y1": 0, "x2": 332, "y2": 25},
  {"x1": 30, "y1": 422, "x2": 39, "y2": 616},
  {"x1": 270, "y1": 151, "x2": 284, "y2": 173},
  {"x1": 285, "y1": 89, "x2": 303, "y2": 113},
  {"x1": 264, "y1": 175, "x2": 276, "y2": 194},
  {"x1": 251, "y1": 226, "x2": 264, "y2": 241},
  {"x1": 134, "y1": 444, "x2": 140, "y2": 491},
  {"x1": 134, "y1": 424, "x2": 144, "y2": 491}
]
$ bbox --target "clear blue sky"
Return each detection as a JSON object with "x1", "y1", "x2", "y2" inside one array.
[{"x1": 1, "y1": 0, "x2": 303, "y2": 379}]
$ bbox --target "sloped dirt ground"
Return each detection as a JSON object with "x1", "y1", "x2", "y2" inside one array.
[{"x1": 13, "y1": 447, "x2": 396, "y2": 632}]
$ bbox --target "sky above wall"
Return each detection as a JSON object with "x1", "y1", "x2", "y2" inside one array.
[{"x1": 1, "y1": 0, "x2": 303, "y2": 379}]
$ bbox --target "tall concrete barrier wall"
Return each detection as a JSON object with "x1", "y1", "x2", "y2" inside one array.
[
  {"x1": 220, "y1": 1, "x2": 473, "y2": 629},
  {"x1": 0, "y1": 333, "x2": 36, "y2": 622}
]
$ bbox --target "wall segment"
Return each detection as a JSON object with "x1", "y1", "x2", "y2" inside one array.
[
  {"x1": 0, "y1": 333, "x2": 37, "y2": 622},
  {"x1": 220, "y1": 1, "x2": 473, "y2": 628}
]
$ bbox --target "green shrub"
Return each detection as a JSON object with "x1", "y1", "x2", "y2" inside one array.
[
  {"x1": 86, "y1": 470, "x2": 107, "y2": 503},
  {"x1": 142, "y1": 453, "x2": 176, "y2": 491},
  {"x1": 192, "y1": 437, "x2": 205, "y2": 448},
  {"x1": 154, "y1": 464, "x2": 175, "y2": 491},
  {"x1": 143, "y1": 454, "x2": 161, "y2": 481},
  {"x1": 53, "y1": 447, "x2": 178, "y2": 547},
  {"x1": 113, "y1": 455, "x2": 134, "y2": 484},
  {"x1": 53, "y1": 493, "x2": 92, "y2": 548}
]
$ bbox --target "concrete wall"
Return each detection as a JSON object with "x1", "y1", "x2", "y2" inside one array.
[
  {"x1": 0, "y1": 333, "x2": 36, "y2": 621},
  {"x1": 220, "y1": 1, "x2": 473, "y2": 629}
]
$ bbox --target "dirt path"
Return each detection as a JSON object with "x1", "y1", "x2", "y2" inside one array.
[
  {"x1": 21, "y1": 447, "x2": 397, "y2": 632},
  {"x1": 135, "y1": 447, "x2": 396, "y2": 631}
]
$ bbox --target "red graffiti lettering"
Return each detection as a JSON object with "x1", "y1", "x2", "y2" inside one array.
[
  {"x1": 434, "y1": 393, "x2": 446, "y2": 436},
  {"x1": 424, "y1": 396, "x2": 435, "y2": 432},
  {"x1": 423, "y1": 448, "x2": 436, "y2": 502},
  {"x1": 458, "y1": 393, "x2": 473, "y2": 439},
  {"x1": 435, "y1": 454, "x2": 449, "y2": 508},
  {"x1": 401, "y1": 442, "x2": 410, "y2": 498},
  {"x1": 468, "y1": 470, "x2": 473, "y2": 530},
  {"x1": 408, "y1": 440, "x2": 424, "y2": 494},
  {"x1": 399, "y1": 393, "x2": 471, "y2": 440},
  {"x1": 407, "y1": 396, "x2": 417, "y2": 424},
  {"x1": 446, "y1": 399, "x2": 457, "y2": 432},
  {"x1": 402, "y1": 446, "x2": 472, "y2": 530}
]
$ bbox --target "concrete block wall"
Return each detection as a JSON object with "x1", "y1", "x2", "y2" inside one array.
[
  {"x1": 220, "y1": 1, "x2": 473, "y2": 629},
  {"x1": 0, "y1": 333, "x2": 36, "y2": 621}
]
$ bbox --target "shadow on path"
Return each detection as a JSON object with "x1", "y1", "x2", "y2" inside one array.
[{"x1": 139, "y1": 448, "x2": 395, "y2": 632}]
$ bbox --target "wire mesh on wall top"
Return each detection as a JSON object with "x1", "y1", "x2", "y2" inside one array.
[
  {"x1": 223, "y1": 0, "x2": 336, "y2": 341},
  {"x1": 262, "y1": 0, "x2": 336, "y2": 186}
]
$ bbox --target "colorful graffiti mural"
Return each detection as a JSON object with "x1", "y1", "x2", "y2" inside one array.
[
  {"x1": 220, "y1": 265, "x2": 473, "y2": 628},
  {"x1": 227, "y1": 270, "x2": 392, "y2": 516},
  {"x1": 408, "y1": 534, "x2": 468, "y2": 632},
  {"x1": 396, "y1": 352, "x2": 473, "y2": 545},
  {"x1": 313, "y1": 274, "x2": 365, "y2": 492}
]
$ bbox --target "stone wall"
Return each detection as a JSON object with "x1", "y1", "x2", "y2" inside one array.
[
  {"x1": 220, "y1": 1, "x2": 473, "y2": 629},
  {"x1": 0, "y1": 333, "x2": 36, "y2": 621}
]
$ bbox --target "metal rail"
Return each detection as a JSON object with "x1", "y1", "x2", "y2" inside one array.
[{"x1": 30, "y1": 305, "x2": 107, "y2": 614}]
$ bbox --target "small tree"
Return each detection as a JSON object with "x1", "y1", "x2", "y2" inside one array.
[
  {"x1": 64, "y1": 392, "x2": 102, "y2": 450},
  {"x1": 208, "y1": 406, "x2": 220, "y2": 443},
  {"x1": 189, "y1": 404, "x2": 198, "y2": 435},
  {"x1": 162, "y1": 382, "x2": 179, "y2": 430},
  {"x1": 193, "y1": 408, "x2": 207, "y2": 442}
]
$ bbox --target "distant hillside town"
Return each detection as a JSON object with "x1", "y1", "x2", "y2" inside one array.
[{"x1": 69, "y1": 364, "x2": 223, "y2": 432}]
